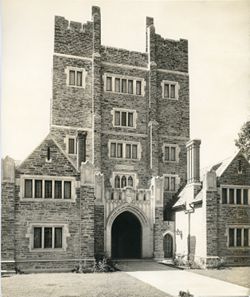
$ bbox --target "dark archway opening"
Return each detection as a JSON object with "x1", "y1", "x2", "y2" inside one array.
[
  {"x1": 163, "y1": 233, "x2": 173, "y2": 258},
  {"x1": 111, "y1": 211, "x2": 141, "y2": 259}
]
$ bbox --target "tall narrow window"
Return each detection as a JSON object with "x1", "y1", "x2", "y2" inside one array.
[
  {"x1": 236, "y1": 189, "x2": 241, "y2": 204},
  {"x1": 35, "y1": 180, "x2": 42, "y2": 198},
  {"x1": 164, "y1": 177, "x2": 170, "y2": 191},
  {"x1": 54, "y1": 181, "x2": 62, "y2": 199},
  {"x1": 110, "y1": 143, "x2": 116, "y2": 158},
  {"x1": 229, "y1": 228, "x2": 234, "y2": 247},
  {"x1": 164, "y1": 84, "x2": 170, "y2": 98},
  {"x1": 121, "y1": 176, "x2": 127, "y2": 188},
  {"x1": 244, "y1": 229, "x2": 249, "y2": 247},
  {"x1": 128, "y1": 112, "x2": 134, "y2": 127},
  {"x1": 236, "y1": 228, "x2": 242, "y2": 247},
  {"x1": 54, "y1": 227, "x2": 63, "y2": 248},
  {"x1": 45, "y1": 180, "x2": 52, "y2": 199},
  {"x1": 128, "y1": 80, "x2": 133, "y2": 94},
  {"x1": 106, "y1": 77, "x2": 112, "y2": 91},
  {"x1": 47, "y1": 147, "x2": 51, "y2": 161},
  {"x1": 132, "y1": 145, "x2": 138, "y2": 159},
  {"x1": 115, "y1": 176, "x2": 120, "y2": 188},
  {"x1": 222, "y1": 188, "x2": 227, "y2": 204},
  {"x1": 44, "y1": 227, "x2": 52, "y2": 248},
  {"x1": 121, "y1": 79, "x2": 127, "y2": 93},
  {"x1": 170, "y1": 147, "x2": 176, "y2": 161},
  {"x1": 170, "y1": 84, "x2": 175, "y2": 98},
  {"x1": 117, "y1": 143, "x2": 123, "y2": 158},
  {"x1": 121, "y1": 112, "x2": 127, "y2": 126},
  {"x1": 126, "y1": 144, "x2": 131, "y2": 159},
  {"x1": 171, "y1": 177, "x2": 176, "y2": 191},
  {"x1": 33, "y1": 227, "x2": 42, "y2": 249},
  {"x1": 243, "y1": 189, "x2": 248, "y2": 205},
  {"x1": 128, "y1": 176, "x2": 133, "y2": 187},
  {"x1": 114, "y1": 111, "x2": 120, "y2": 126},
  {"x1": 76, "y1": 71, "x2": 82, "y2": 87},
  {"x1": 115, "y1": 78, "x2": 120, "y2": 92},
  {"x1": 164, "y1": 147, "x2": 170, "y2": 161},
  {"x1": 64, "y1": 181, "x2": 71, "y2": 199},
  {"x1": 136, "y1": 81, "x2": 141, "y2": 95},
  {"x1": 238, "y1": 160, "x2": 242, "y2": 173},
  {"x1": 25, "y1": 179, "x2": 33, "y2": 198},
  {"x1": 229, "y1": 189, "x2": 234, "y2": 204},
  {"x1": 69, "y1": 70, "x2": 75, "y2": 85},
  {"x1": 68, "y1": 138, "x2": 75, "y2": 154}
]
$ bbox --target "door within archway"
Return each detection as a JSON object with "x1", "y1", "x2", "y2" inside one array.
[
  {"x1": 163, "y1": 233, "x2": 173, "y2": 258},
  {"x1": 111, "y1": 211, "x2": 141, "y2": 259}
]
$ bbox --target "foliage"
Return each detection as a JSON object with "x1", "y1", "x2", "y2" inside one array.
[
  {"x1": 235, "y1": 121, "x2": 250, "y2": 161},
  {"x1": 73, "y1": 256, "x2": 118, "y2": 273},
  {"x1": 179, "y1": 290, "x2": 194, "y2": 297}
]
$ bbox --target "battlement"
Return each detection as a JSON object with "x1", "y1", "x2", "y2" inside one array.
[
  {"x1": 155, "y1": 34, "x2": 188, "y2": 72},
  {"x1": 101, "y1": 46, "x2": 148, "y2": 67}
]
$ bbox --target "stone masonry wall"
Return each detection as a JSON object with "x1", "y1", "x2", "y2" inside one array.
[
  {"x1": 1, "y1": 181, "x2": 15, "y2": 270},
  {"x1": 94, "y1": 205, "x2": 104, "y2": 256}
]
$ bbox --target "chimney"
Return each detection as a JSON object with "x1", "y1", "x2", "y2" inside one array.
[
  {"x1": 186, "y1": 139, "x2": 201, "y2": 184},
  {"x1": 77, "y1": 131, "x2": 87, "y2": 168},
  {"x1": 92, "y1": 6, "x2": 101, "y2": 53}
]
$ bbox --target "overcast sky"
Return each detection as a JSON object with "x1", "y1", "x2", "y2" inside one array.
[{"x1": 1, "y1": 0, "x2": 250, "y2": 169}]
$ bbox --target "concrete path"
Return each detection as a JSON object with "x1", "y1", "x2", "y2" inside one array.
[{"x1": 117, "y1": 260, "x2": 250, "y2": 297}]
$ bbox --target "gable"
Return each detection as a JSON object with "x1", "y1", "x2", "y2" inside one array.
[
  {"x1": 17, "y1": 135, "x2": 78, "y2": 177},
  {"x1": 219, "y1": 152, "x2": 250, "y2": 186}
]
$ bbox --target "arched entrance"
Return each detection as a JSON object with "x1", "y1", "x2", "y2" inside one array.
[
  {"x1": 111, "y1": 211, "x2": 141, "y2": 259},
  {"x1": 163, "y1": 233, "x2": 173, "y2": 258}
]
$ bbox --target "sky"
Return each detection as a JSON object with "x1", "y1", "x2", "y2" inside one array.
[{"x1": 1, "y1": 0, "x2": 250, "y2": 169}]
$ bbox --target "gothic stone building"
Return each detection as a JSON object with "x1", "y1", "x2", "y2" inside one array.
[{"x1": 1, "y1": 6, "x2": 250, "y2": 272}]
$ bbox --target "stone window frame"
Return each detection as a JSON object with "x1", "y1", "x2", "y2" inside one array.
[
  {"x1": 20, "y1": 175, "x2": 77, "y2": 202},
  {"x1": 226, "y1": 225, "x2": 250, "y2": 249},
  {"x1": 111, "y1": 108, "x2": 138, "y2": 129},
  {"x1": 26, "y1": 222, "x2": 70, "y2": 252},
  {"x1": 220, "y1": 185, "x2": 250, "y2": 206},
  {"x1": 65, "y1": 66, "x2": 87, "y2": 88},
  {"x1": 163, "y1": 174, "x2": 180, "y2": 192},
  {"x1": 108, "y1": 139, "x2": 141, "y2": 161},
  {"x1": 103, "y1": 73, "x2": 146, "y2": 96},
  {"x1": 65, "y1": 135, "x2": 77, "y2": 155},
  {"x1": 110, "y1": 172, "x2": 139, "y2": 189},
  {"x1": 162, "y1": 143, "x2": 180, "y2": 163},
  {"x1": 161, "y1": 80, "x2": 180, "y2": 100}
]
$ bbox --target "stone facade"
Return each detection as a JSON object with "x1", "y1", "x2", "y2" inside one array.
[{"x1": 2, "y1": 6, "x2": 249, "y2": 272}]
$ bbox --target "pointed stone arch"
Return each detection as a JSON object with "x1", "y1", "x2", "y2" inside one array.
[{"x1": 105, "y1": 204, "x2": 153, "y2": 258}]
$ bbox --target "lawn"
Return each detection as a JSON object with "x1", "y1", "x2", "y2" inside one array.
[
  {"x1": 1, "y1": 272, "x2": 171, "y2": 297},
  {"x1": 191, "y1": 266, "x2": 250, "y2": 289}
]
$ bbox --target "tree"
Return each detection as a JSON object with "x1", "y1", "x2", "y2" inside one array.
[{"x1": 235, "y1": 121, "x2": 250, "y2": 161}]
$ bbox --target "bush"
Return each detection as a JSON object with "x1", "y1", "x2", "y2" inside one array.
[{"x1": 179, "y1": 290, "x2": 194, "y2": 297}]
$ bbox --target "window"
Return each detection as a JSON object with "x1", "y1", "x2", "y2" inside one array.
[
  {"x1": 112, "y1": 109, "x2": 136, "y2": 128},
  {"x1": 35, "y1": 180, "x2": 42, "y2": 198},
  {"x1": 161, "y1": 80, "x2": 179, "y2": 100},
  {"x1": 113, "y1": 173, "x2": 135, "y2": 189},
  {"x1": 33, "y1": 226, "x2": 63, "y2": 249},
  {"x1": 25, "y1": 179, "x2": 32, "y2": 198},
  {"x1": 54, "y1": 181, "x2": 62, "y2": 199},
  {"x1": 164, "y1": 175, "x2": 179, "y2": 192},
  {"x1": 106, "y1": 76, "x2": 112, "y2": 91},
  {"x1": 45, "y1": 180, "x2": 52, "y2": 199},
  {"x1": 238, "y1": 160, "x2": 242, "y2": 173},
  {"x1": 22, "y1": 177, "x2": 74, "y2": 200},
  {"x1": 163, "y1": 144, "x2": 179, "y2": 162},
  {"x1": 221, "y1": 187, "x2": 249, "y2": 205},
  {"x1": 109, "y1": 141, "x2": 140, "y2": 160},
  {"x1": 68, "y1": 137, "x2": 76, "y2": 155},
  {"x1": 67, "y1": 67, "x2": 86, "y2": 87},
  {"x1": 104, "y1": 74, "x2": 144, "y2": 96},
  {"x1": 228, "y1": 227, "x2": 250, "y2": 248}
]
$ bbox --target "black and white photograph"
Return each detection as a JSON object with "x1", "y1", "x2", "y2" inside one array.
[{"x1": 1, "y1": 0, "x2": 250, "y2": 296}]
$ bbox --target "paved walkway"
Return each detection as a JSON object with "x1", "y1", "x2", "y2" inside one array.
[{"x1": 117, "y1": 260, "x2": 250, "y2": 297}]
